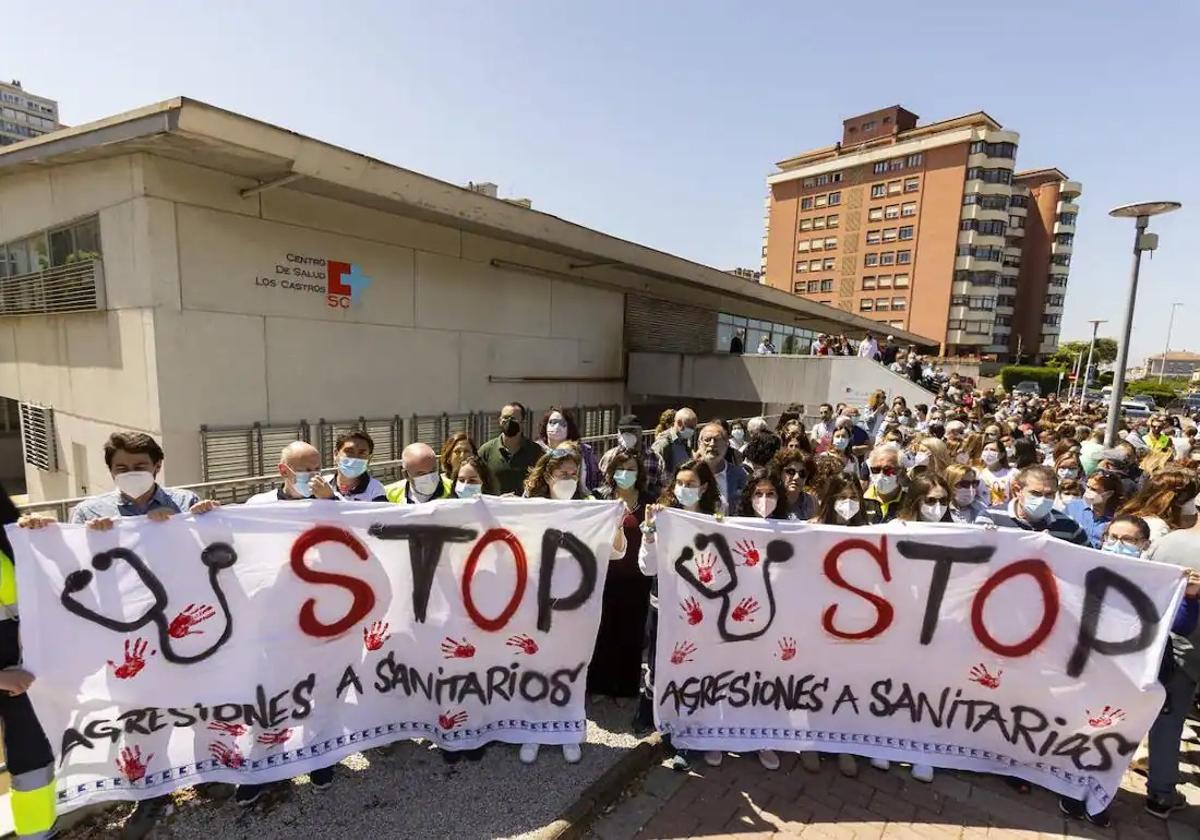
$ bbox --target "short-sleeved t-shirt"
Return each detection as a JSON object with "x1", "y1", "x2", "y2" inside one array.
[
  {"x1": 477, "y1": 435, "x2": 543, "y2": 496},
  {"x1": 1146, "y1": 528, "x2": 1200, "y2": 681}
]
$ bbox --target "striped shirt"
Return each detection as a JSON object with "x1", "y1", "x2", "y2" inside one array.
[{"x1": 986, "y1": 500, "x2": 1089, "y2": 546}]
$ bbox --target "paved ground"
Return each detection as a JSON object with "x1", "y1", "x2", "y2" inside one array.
[{"x1": 589, "y1": 721, "x2": 1200, "y2": 840}]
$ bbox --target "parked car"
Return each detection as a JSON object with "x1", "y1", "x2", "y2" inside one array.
[
  {"x1": 1121, "y1": 401, "x2": 1153, "y2": 418},
  {"x1": 1013, "y1": 381, "x2": 1041, "y2": 397}
]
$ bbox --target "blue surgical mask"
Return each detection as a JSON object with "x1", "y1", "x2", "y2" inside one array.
[
  {"x1": 675, "y1": 484, "x2": 701, "y2": 508},
  {"x1": 613, "y1": 469, "x2": 638, "y2": 490},
  {"x1": 338, "y1": 457, "x2": 368, "y2": 479},
  {"x1": 1103, "y1": 540, "x2": 1142, "y2": 558},
  {"x1": 1022, "y1": 494, "x2": 1053, "y2": 521},
  {"x1": 291, "y1": 471, "x2": 314, "y2": 498},
  {"x1": 455, "y1": 481, "x2": 483, "y2": 499}
]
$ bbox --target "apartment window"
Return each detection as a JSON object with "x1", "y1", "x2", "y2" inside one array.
[
  {"x1": 873, "y1": 162, "x2": 888, "y2": 175},
  {"x1": 1009, "y1": 215, "x2": 1022, "y2": 229},
  {"x1": 792, "y1": 281, "x2": 806, "y2": 293},
  {"x1": 831, "y1": 172, "x2": 843, "y2": 183},
  {"x1": 815, "y1": 195, "x2": 828, "y2": 208},
  {"x1": 862, "y1": 276, "x2": 877, "y2": 290},
  {"x1": 825, "y1": 237, "x2": 838, "y2": 249},
  {"x1": 810, "y1": 259, "x2": 822, "y2": 270},
  {"x1": 795, "y1": 262, "x2": 807, "y2": 273},
  {"x1": 868, "y1": 208, "x2": 884, "y2": 221},
  {"x1": 802, "y1": 177, "x2": 815, "y2": 188},
  {"x1": 807, "y1": 280, "x2": 819, "y2": 292},
  {"x1": 904, "y1": 177, "x2": 919, "y2": 193},
  {"x1": 888, "y1": 158, "x2": 904, "y2": 171},
  {"x1": 813, "y1": 216, "x2": 826, "y2": 230},
  {"x1": 799, "y1": 219, "x2": 813, "y2": 231},
  {"x1": 1058, "y1": 212, "x2": 1077, "y2": 225},
  {"x1": 887, "y1": 180, "x2": 902, "y2": 195},
  {"x1": 882, "y1": 228, "x2": 898, "y2": 243},
  {"x1": 860, "y1": 299, "x2": 874, "y2": 311},
  {"x1": 811, "y1": 238, "x2": 823, "y2": 251},
  {"x1": 896, "y1": 250, "x2": 911, "y2": 264},
  {"x1": 820, "y1": 279, "x2": 834, "y2": 292},
  {"x1": 880, "y1": 252, "x2": 896, "y2": 266},
  {"x1": 898, "y1": 225, "x2": 914, "y2": 240},
  {"x1": 1055, "y1": 233, "x2": 1074, "y2": 245},
  {"x1": 1043, "y1": 314, "x2": 1062, "y2": 326},
  {"x1": 822, "y1": 257, "x2": 835, "y2": 270},
  {"x1": 884, "y1": 204, "x2": 900, "y2": 219},
  {"x1": 901, "y1": 202, "x2": 916, "y2": 217},
  {"x1": 797, "y1": 240, "x2": 811, "y2": 252},
  {"x1": 893, "y1": 274, "x2": 909, "y2": 288},
  {"x1": 871, "y1": 184, "x2": 887, "y2": 198},
  {"x1": 965, "y1": 167, "x2": 1014, "y2": 184},
  {"x1": 827, "y1": 214, "x2": 839, "y2": 228},
  {"x1": 1051, "y1": 254, "x2": 1071, "y2": 266},
  {"x1": 864, "y1": 253, "x2": 879, "y2": 267},
  {"x1": 863, "y1": 120, "x2": 877, "y2": 130},
  {"x1": 877, "y1": 275, "x2": 893, "y2": 288},
  {"x1": 962, "y1": 219, "x2": 1008, "y2": 236},
  {"x1": 828, "y1": 191, "x2": 841, "y2": 206},
  {"x1": 1010, "y1": 195, "x2": 1029, "y2": 208},
  {"x1": 906, "y1": 154, "x2": 923, "y2": 167},
  {"x1": 968, "y1": 141, "x2": 1017, "y2": 159},
  {"x1": 866, "y1": 230, "x2": 882, "y2": 245},
  {"x1": 876, "y1": 298, "x2": 891, "y2": 311},
  {"x1": 892, "y1": 297, "x2": 907, "y2": 310},
  {"x1": 801, "y1": 197, "x2": 814, "y2": 210},
  {"x1": 1046, "y1": 294, "x2": 1065, "y2": 306},
  {"x1": 965, "y1": 194, "x2": 1010, "y2": 210},
  {"x1": 816, "y1": 173, "x2": 830, "y2": 186}
]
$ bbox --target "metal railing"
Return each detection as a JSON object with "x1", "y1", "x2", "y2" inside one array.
[{"x1": 0, "y1": 259, "x2": 105, "y2": 316}]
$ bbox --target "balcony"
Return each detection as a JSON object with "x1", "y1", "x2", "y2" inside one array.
[
  {"x1": 1049, "y1": 262, "x2": 1069, "y2": 276},
  {"x1": 1060, "y1": 180, "x2": 1083, "y2": 199},
  {"x1": 1042, "y1": 322, "x2": 1062, "y2": 336},
  {"x1": 958, "y1": 229, "x2": 1006, "y2": 248},
  {"x1": 1007, "y1": 221, "x2": 1025, "y2": 237},
  {"x1": 1057, "y1": 200, "x2": 1079, "y2": 216},
  {"x1": 0, "y1": 259, "x2": 106, "y2": 316},
  {"x1": 946, "y1": 329, "x2": 993, "y2": 346},
  {"x1": 960, "y1": 204, "x2": 1009, "y2": 222},
  {"x1": 1052, "y1": 240, "x2": 1073, "y2": 256},
  {"x1": 1053, "y1": 220, "x2": 1076, "y2": 235},
  {"x1": 995, "y1": 301, "x2": 1014, "y2": 314},
  {"x1": 1008, "y1": 203, "x2": 1027, "y2": 218},
  {"x1": 955, "y1": 254, "x2": 1002, "y2": 271}
]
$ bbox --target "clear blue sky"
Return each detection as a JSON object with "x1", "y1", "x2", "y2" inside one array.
[{"x1": 6, "y1": 0, "x2": 1195, "y2": 363}]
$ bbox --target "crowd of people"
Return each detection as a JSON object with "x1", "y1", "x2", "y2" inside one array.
[{"x1": 2, "y1": 386, "x2": 1200, "y2": 836}]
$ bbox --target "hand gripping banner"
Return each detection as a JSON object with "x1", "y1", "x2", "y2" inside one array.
[
  {"x1": 652, "y1": 510, "x2": 1186, "y2": 814},
  {"x1": 9, "y1": 498, "x2": 623, "y2": 812}
]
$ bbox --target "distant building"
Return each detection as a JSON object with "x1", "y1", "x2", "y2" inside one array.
[
  {"x1": 0, "y1": 80, "x2": 60, "y2": 146},
  {"x1": 467, "y1": 181, "x2": 532, "y2": 209},
  {"x1": 727, "y1": 267, "x2": 763, "y2": 283},
  {"x1": 1147, "y1": 351, "x2": 1200, "y2": 378}
]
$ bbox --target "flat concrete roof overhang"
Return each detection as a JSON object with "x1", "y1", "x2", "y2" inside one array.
[{"x1": 0, "y1": 97, "x2": 937, "y2": 348}]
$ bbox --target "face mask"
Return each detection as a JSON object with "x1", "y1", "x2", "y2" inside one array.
[
  {"x1": 1083, "y1": 488, "x2": 1107, "y2": 508},
  {"x1": 1058, "y1": 495, "x2": 1081, "y2": 508},
  {"x1": 1103, "y1": 540, "x2": 1142, "y2": 558},
  {"x1": 981, "y1": 450, "x2": 999, "y2": 466},
  {"x1": 502, "y1": 419, "x2": 521, "y2": 437},
  {"x1": 752, "y1": 495, "x2": 777, "y2": 518},
  {"x1": 291, "y1": 470, "x2": 314, "y2": 498},
  {"x1": 914, "y1": 451, "x2": 931, "y2": 467},
  {"x1": 833, "y1": 436, "x2": 850, "y2": 451},
  {"x1": 1005, "y1": 446, "x2": 1016, "y2": 459},
  {"x1": 455, "y1": 481, "x2": 482, "y2": 498},
  {"x1": 955, "y1": 452, "x2": 969, "y2": 465},
  {"x1": 732, "y1": 428, "x2": 745, "y2": 442},
  {"x1": 899, "y1": 416, "x2": 912, "y2": 427},
  {"x1": 546, "y1": 419, "x2": 568, "y2": 443},
  {"x1": 954, "y1": 487, "x2": 975, "y2": 507},
  {"x1": 675, "y1": 484, "x2": 701, "y2": 508},
  {"x1": 115, "y1": 470, "x2": 155, "y2": 499},
  {"x1": 834, "y1": 498, "x2": 860, "y2": 522},
  {"x1": 613, "y1": 469, "x2": 638, "y2": 490},
  {"x1": 618, "y1": 431, "x2": 639, "y2": 450},
  {"x1": 677, "y1": 426, "x2": 695, "y2": 442},
  {"x1": 1023, "y1": 494, "x2": 1053, "y2": 521},
  {"x1": 1057, "y1": 468, "x2": 1078, "y2": 481},
  {"x1": 550, "y1": 478, "x2": 578, "y2": 500},
  {"x1": 920, "y1": 502, "x2": 947, "y2": 522},
  {"x1": 871, "y1": 472, "x2": 899, "y2": 495},
  {"x1": 338, "y1": 457, "x2": 369, "y2": 479},
  {"x1": 411, "y1": 472, "x2": 442, "y2": 497},
  {"x1": 1181, "y1": 498, "x2": 1198, "y2": 517}
]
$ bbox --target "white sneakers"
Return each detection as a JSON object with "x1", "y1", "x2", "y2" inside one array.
[
  {"x1": 870, "y1": 757, "x2": 891, "y2": 771},
  {"x1": 519, "y1": 742, "x2": 583, "y2": 764},
  {"x1": 758, "y1": 749, "x2": 780, "y2": 771},
  {"x1": 910, "y1": 763, "x2": 935, "y2": 783},
  {"x1": 704, "y1": 750, "x2": 724, "y2": 767}
]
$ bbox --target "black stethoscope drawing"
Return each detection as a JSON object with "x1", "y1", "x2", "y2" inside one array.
[{"x1": 61, "y1": 542, "x2": 238, "y2": 664}]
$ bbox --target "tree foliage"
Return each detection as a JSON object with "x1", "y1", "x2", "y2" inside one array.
[{"x1": 1046, "y1": 338, "x2": 1119, "y2": 369}]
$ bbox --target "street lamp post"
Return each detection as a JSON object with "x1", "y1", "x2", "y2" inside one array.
[
  {"x1": 1158, "y1": 301, "x2": 1184, "y2": 384},
  {"x1": 1079, "y1": 319, "x2": 1106, "y2": 410},
  {"x1": 1105, "y1": 201, "x2": 1183, "y2": 446}
]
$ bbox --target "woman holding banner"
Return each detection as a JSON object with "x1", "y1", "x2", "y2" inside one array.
[
  {"x1": 896, "y1": 474, "x2": 953, "y2": 524},
  {"x1": 769, "y1": 450, "x2": 817, "y2": 521},
  {"x1": 637, "y1": 460, "x2": 721, "y2": 772},
  {"x1": 943, "y1": 463, "x2": 994, "y2": 525}
]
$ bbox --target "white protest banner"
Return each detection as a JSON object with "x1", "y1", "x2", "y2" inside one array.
[
  {"x1": 11, "y1": 497, "x2": 623, "y2": 813},
  {"x1": 653, "y1": 511, "x2": 1186, "y2": 814}
]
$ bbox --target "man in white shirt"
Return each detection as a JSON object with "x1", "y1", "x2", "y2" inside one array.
[
  {"x1": 697, "y1": 422, "x2": 746, "y2": 513},
  {"x1": 857, "y1": 332, "x2": 879, "y2": 360},
  {"x1": 246, "y1": 442, "x2": 336, "y2": 504}
]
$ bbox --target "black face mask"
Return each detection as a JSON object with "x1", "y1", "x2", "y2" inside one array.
[{"x1": 501, "y1": 418, "x2": 521, "y2": 437}]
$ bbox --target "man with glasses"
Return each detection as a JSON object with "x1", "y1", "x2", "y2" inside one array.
[
  {"x1": 478, "y1": 402, "x2": 542, "y2": 495},
  {"x1": 986, "y1": 465, "x2": 1089, "y2": 545},
  {"x1": 697, "y1": 422, "x2": 746, "y2": 514},
  {"x1": 862, "y1": 444, "x2": 906, "y2": 523}
]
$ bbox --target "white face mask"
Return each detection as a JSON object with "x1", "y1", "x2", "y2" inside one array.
[
  {"x1": 920, "y1": 502, "x2": 947, "y2": 522},
  {"x1": 546, "y1": 418, "x2": 569, "y2": 443},
  {"x1": 618, "y1": 431, "x2": 640, "y2": 450},
  {"x1": 834, "y1": 498, "x2": 860, "y2": 522},
  {"x1": 982, "y1": 450, "x2": 1000, "y2": 466},
  {"x1": 953, "y1": 487, "x2": 975, "y2": 507},
  {"x1": 550, "y1": 478, "x2": 578, "y2": 500},
  {"x1": 675, "y1": 484, "x2": 702, "y2": 508},
  {"x1": 752, "y1": 495, "x2": 777, "y2": 518},
  {"x1": 677, "y1": 427, "x2": 695, "y2": 442},
  {"x1": 411, "y1": 472, "x2": 442, "y2": 497},
  {"x1": 955, "y1": 452, "x2": 969, "y2": 465},
  {"x1": 115, "y1": 470, "x2": 155, "y2": 499},
  {"x1": 455, "y1": 481, "x2": 482, "y2": 498},
  {"x1": 914, "y1": 451, "x2": 931, "y2": 467},
  {"x1": 871, "y1": 472, "x2": 899, "y2": 495},
  {"x1": 1181, "y1": 497, "x2": 1198, "y2": 517}
]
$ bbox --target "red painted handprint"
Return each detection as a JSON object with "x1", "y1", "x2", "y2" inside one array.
[
  {"x1": 108, "y1": 638, "x2": 155, "y2": 679},
  {"x1": 1087, "y1": 706, "x2": 1126, "y2": 728},
  {"x1": 440, "y1": 636, "x2": 476, "y2": 659},
  {"x1": 209, "y1": 741, "x2": 245, "y2": 769},
  {"x1": 362, "y1": 620, "x2": 391, "y2": 651},
  {"x1": 438, "y1": 709, "x2": 469, "y2": 731},
  {"x1": 670, "y1": 641, "x2": 697, "y2": 665},
  {"x1": 257, "y1": 728, "x2": 293, "y2": 747},
  {"x1": 695, "y1": 552, "x2": 717, "y2": 584},
  {"x1": 507, "y1": 634, "x2": 539, "y2": 655},
  {"x1": 968, "y1": 664, "x2": 1002, "y2": 689},
  {"x1": 168, "y1": 603, "x2": 216, "y2": 639},
  {"x1": 733, "y1": 540, "x2": 761, "y2": 567},
  {"x1": 679, "y1": 596, "x2": 703, "y2": 625},
  {"x1": 207, "y1": 721, "x2": 247, "y2": 737},
  {"x1": 731, "y1": 597, "x2": 760, "y2": 622},
  {"x1": 776, "y1": 636, "x2": 797, "y2": 661},
  {"x1": 115, "y1": 746, "x2": 152, "y2": 782}
]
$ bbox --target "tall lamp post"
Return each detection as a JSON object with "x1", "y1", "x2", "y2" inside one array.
[
  {"x1": 1158, "y1": 301, "x2": 1184, "y2": 384},
  {"x1": 1079, "y1": 319, "x2": 1106, "y2": 409},
  {"x1": 1105, "y1": 201, "x2": 1182, "y2": 446}
]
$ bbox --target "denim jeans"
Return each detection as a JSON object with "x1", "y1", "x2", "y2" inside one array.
[{"x1": 1148, "y1": 667, "x2": 1198, "y2": 799}]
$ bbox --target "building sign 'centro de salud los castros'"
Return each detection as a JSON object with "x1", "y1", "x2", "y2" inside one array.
[{"x1": 255, "y1": 253, "x2": 372, "y2": 309}]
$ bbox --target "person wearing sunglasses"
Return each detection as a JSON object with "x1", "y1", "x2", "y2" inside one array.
[
  {"x1": 769, "y1": 449, "x2": 817, "y2": 521},
  {"x1": 943, "y1": 463, "x2": 993, "y2": 525},
  {"x1": 897, "y1": 475, "x2": 952, "y2": 525},
  {"x1": 861, "y1": 444, "x2": 906, "y2": 524}
]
